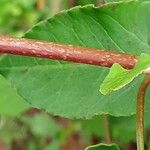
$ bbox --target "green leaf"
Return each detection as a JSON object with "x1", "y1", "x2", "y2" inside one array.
[
  {"x1": 105, "y1": 0, "x2": 147, "y2": 2},
  {"x1": 85, "y1": 144, "x2": 120, "y2": 150},
  {"x1": 0, "y1": 74, "x2": 29, "y2": 116},
  {"x1": 100, "y1": 53, "x2": 150, "y2": 95},
  {"x1": 1, "y1": 1, "x2": 150, "y2": 118},
  {"x1": 21, "y1": 113, "x2": 60, "y2": 137}
]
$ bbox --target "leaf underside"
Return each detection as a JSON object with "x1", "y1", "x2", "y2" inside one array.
[{"x1": 0, "y1": 0, "x2": 150, "y2": 118}]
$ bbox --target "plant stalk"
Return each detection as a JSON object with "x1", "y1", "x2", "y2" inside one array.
[
  {"x1": 0, "y1": 36, "x2": 137, "y2": 69},
  {"x1": 136, "y1": 75, "x2": 150, "y2": 150},
  {"x1": 103, "y1": 114, "x2": 112, "y2": 144}
]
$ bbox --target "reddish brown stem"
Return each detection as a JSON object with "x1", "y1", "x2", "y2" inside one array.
[
  {"x1": 136, "y1": 75, "x2": 150, "y2": 150},
  {"x1": 0, "y1": 36, "x2": 137, "y2": 69}
]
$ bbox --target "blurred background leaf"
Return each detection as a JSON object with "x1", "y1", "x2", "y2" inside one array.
[{"x1": 0, "y1": 0, "x2": 104, "y2": 36}]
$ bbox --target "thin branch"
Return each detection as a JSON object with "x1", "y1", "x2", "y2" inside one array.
[
  {"x1": 0, "y1": 36, "x2": 137, "y2": 69},
  {"x1": 136, "y1": 75, "x2": 150, "y2": 150},
  {"x1": 103, "y1": 114, "x2": 112, "y2": 144}
]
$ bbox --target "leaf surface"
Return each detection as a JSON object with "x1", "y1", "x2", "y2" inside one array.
[
  {"x1": 85, "y1": 144, "x2": 119, "y2": 150},
  {"x1": 0, "y1": 1, "x2": 150, "y2": 118}
]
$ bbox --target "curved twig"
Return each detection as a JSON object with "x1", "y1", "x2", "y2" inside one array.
[
  {"x1": 136, "y1": 75, "x2": 150, "y2": 150},
  {"x1": 0, "y1": 36, "x2": 137, "y2": 69}
]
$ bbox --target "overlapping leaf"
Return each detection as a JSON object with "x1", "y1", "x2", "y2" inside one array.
[{"x1": 100, "y1": 53, "x2": 150, "y2": 95}]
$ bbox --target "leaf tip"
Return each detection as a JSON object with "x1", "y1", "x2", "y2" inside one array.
[{"x1": 99, "y1": 86, "x2": 110, "y2": 95}]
